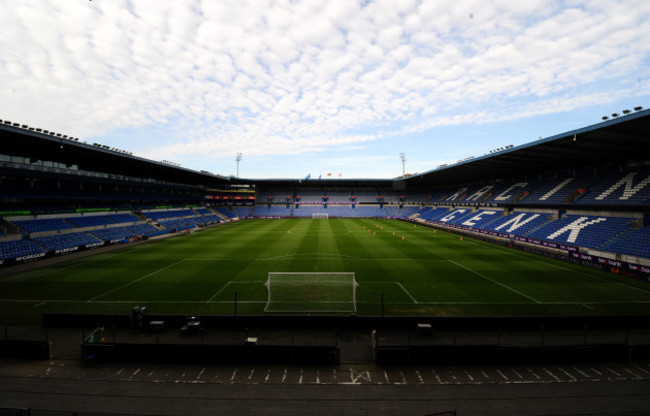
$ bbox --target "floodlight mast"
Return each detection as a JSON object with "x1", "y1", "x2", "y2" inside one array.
[
  {"x1": 399, "y1": 153, "x2": 406, "y2": 177},
  {"x1": 236, "y1": 152, "x2": 243, "y2": 177}
]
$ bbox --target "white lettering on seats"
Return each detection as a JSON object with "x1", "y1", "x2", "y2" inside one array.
[
  {"x1": 494, "y1": 213, "x2": 541, "y2": 233},
  {"x1": 546, "y1": 217, "x2": 607, "y2": 243},
  {"x1": 595, "y1": 173, "x2": 650, "y2": 200},
  {"x1": 495, "y1": 183, "x2": 528, "y2": 201},
  {"x1": 466, "y1": 185, "x2": 493, "y2": 201},
  {"x1": 462, "y1": 211, "x2": 497, "y2": 226},
  {"x1": 440, "y1": 210, "x2": 467, "y2": 222},
  {"x1": 445, "y1": 188, "x2": 468, "y2": 202},
  {"x1": 540, "y1": 178, "x2": 573, "y2": 200}
]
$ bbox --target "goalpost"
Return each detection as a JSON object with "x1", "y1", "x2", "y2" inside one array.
[
  {"x1": 312, "y1": 213, "x2": 329, "y2": 219},
  {"x1": 265, "y1": 272, "x2": 358, "y2": 313}
]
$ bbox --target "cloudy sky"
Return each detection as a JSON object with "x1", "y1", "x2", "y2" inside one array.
[{"x1": 1, "y1": 0, "x2": 649, "y2": 179}]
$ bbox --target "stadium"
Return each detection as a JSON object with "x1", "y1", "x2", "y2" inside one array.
[
  {"x1": 3, "y1": 1, "x2": 650, "y2": 412},
  {"x1": 1, "y1": 109, "x2": 650, "y2": 415}
]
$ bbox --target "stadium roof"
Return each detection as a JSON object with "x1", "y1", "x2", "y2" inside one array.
[
  {"x1": 405, "y1": 109, "x2": 650, "y2": 187},
  {"x1": 2, "y1": 109, "x2": 649, "y2": 189},
  {"x1": 0, "y1": 121, "x2": 228, "y2": 186}
]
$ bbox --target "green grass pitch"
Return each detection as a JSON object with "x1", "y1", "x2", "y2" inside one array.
[{"x1": 2, "y1": 218, "x2": 650, "y2": 323}]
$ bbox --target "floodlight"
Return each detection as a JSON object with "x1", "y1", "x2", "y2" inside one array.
[
  {"x1": 634, "y1": 106, "x2": 643, "y2": 111},
  {"x1": 612, "y1": 113, "x2": 619, "y2": 117},
  {"x1": 236, "y1": 152, "x2": 243, "y2": 177},
  {"x1": 622, "y1": 109, "x2": 630, "y2": 114},
  {"x1": 602, "y1": 116, "x2": 608, "y2": 120}
]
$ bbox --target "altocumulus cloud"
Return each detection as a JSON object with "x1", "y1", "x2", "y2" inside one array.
[{"x1": 1, "y1": 0, "x2": 649, "y2": 163}]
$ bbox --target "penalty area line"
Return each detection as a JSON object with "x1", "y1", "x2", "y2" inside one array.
[
  {"x1": 397, "y1": 282, "x2": 418, "y2": 304},
  {"x1": 449, "y1": 260, "x2": 542, "y2": 304},
  {"x1": 87, "y1": 260, "x2": 185, "y2": 302},
  {"x1": 207, "y1": 282, "x2": 231, "y2": 303},
  {"x1": 205, "y1": 281, "x2": 264, "y2": 303}
]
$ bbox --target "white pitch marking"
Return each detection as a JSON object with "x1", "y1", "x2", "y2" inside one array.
[
  {"x1": 464, "y1": 370, "x2": 475, "y2": 382},
  {"x1": 248, "y1": 369, "x2": 255, "y2": 380},
  {"x1": 449, "y1": 260, "x2": 541, "y2": 303},
  {"x1": 482, "y1": 241, "x2": 650, "y2": 295},
  {"x1": 383, "y1": 370, "x2": 390, "y2": 384},
  {"x1": 3, "y1": 298, "x2": 648, "y2": 306},
  {"x1": 298, "y1": 369, "x2": 304, "y2": 384},
  {"x1": 207, "y1": 282, "x2": 232, "y2": 303},
  {"x1": 230, "y1": 368, "x2": 238, "y2": 383},
  {"x1": 282, "y1": 368, "x2": 288, "y2": 383},
  {"x1": 316, "y1": 370, "x2": 320, "y2": 384},
  {"x1": 264, "y1": 369, "x2": 271, "y2": 383},
  {"x1": 496, "y1": 369, "x2": 509, "y2": 381},
  {"x1": 89, "y1": 260, "x2": 185, "y2": 301},
  {"x1": 0, "y1": 248, "x2": 138, "y2": 285},
  {"x1": 397, "y1": 282, "x2": 418, "y2": 304},
  {"x1": 512, "y1": 369, "x2": 523, "y2": 379},
  {"x1": 116, "y1": 368, "x2": 124, "y2": 376}
]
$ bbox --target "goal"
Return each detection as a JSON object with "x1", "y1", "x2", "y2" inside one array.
[
  {"x1": 312, "y1": 213, "x2": 328, "y2": 219},
  {"x1": 265, "y1": 272, "x2": 358, "y2": 313}
]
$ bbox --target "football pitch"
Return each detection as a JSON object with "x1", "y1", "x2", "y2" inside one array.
[{"x1": 2, "y1": 218, "x2": 650, "y2": 323}]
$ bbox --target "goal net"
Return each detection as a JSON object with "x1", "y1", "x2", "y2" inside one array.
[
  {"x1": 312, "y1": 213, "x2": 329, "y2": 219},
  {"x1": 265, "y1": 272, "x2": 358, "y2": 313}
]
